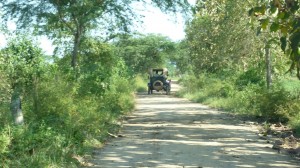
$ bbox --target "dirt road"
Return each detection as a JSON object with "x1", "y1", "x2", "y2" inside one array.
[{"x1": 88, "y1": 83, "x2": 300, "y2": 168}]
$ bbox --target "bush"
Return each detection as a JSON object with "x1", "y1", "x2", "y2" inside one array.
[
  {"x1": 178, "y1": 73, "x2": 236, "y2": 103},
  {"x1": 0, "y1": 37, "x2": 136, "y2": 167},
  {"x1": 250, "y1": 85, "x2": 291, "y2": 122},
  {"x1": 0, "y1": 123, "x2": 76, "y2": 168},
  {"x1": 0, "y1": 61, "x2": 135, "y2": 167},
  {"x1": 179, "y1": 72, "x2": 300, "y2": 130},
  {"x1": 235, "y1": 68, "x2": 265, "y2": 90},
  {"x1": 135, "y1": 74, "x2": 148, "y2": 92},
  {"x1": 289, "y1": 113, "x2": 300, "y2": 136}
]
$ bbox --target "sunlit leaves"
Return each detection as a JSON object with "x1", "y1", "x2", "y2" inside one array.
[
  {"x1": 249, "y1": 0, "x2": 300, "y2": 78},
  {"x1": 0, "y1": 0, "x2": 191, "y2": 68},
  {"x1": 115, "y1": 34, "x2": 175, "y2": 74},
  {"x1": 1, "y1": 38, "x2": 45, "y2": 89},
  {"x1": 187, "y1": 0, "x2": 263, "y2": 73},
  {"x1": 260, "y1": 18, "x2": 269, "y2": 30},
  {"x1": 249, "y1": 5, "x2": 267, "y2": 17},
  {"x1": 270, "y1": 22, "x2": 280, "y2": 32}
]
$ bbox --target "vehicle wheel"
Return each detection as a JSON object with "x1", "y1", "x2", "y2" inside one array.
[
  {"x1": 166, "y1": 86, "x2": 171, "y2": 95},
  {"x1": 148, "y1": 87, "x2": 152, "y2": 95}
]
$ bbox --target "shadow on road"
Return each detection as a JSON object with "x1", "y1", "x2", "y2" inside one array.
[{"x1": 88, "y1": 92, "x2": 300, "y2": 168}]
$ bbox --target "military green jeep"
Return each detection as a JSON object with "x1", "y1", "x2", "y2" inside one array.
[{"x1": 147, "y1": 68, "x2": 171, "y2": 95}]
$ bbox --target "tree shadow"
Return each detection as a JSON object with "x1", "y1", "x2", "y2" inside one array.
[{"x1": 87, "y1": 94, "x2": 300, "y2": 168}]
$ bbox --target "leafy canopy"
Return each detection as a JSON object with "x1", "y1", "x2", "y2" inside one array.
[
  {"x1": 249, "y1": 0, "x2": 300, "y2": 78},
  {"x1": 1, "y1": 37, "x2": 45, "y2": 90},
  {"x1": 185, "y1": 0, "x2": 263, "y2": 73},
  {"x1": 115, "y1": 34, "x2": 175, "y2": 74},
  {"x1": 0, "y1": 0, "x2": 191, "y2": 68}
]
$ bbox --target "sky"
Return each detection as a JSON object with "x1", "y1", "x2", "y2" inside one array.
[
  {"x1": 0, "y1": 0, "x2": 196, "y2": 55},
  {"x1": 135, "y1": 4, "x2": 188, "y2": 41}
]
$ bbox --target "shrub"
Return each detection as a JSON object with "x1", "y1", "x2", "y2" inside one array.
[
  {"x1": 0, "y1": 61, "x2": 135, "y2": 167},
  {"x1": 252, "y1": 86, "x2": 291, "y2": 122},
  {"x1": 0, "y1": 126, "x2": 11, "y2": 156},
  {"x1": 179, "y1": 73, "x2": 236, "y2": 103},
  {"x1": 0, "y1": 123, "x2": 76, "y2": 168},
  {"x1": 179, "y1": 72, "x2": 300, "y2": 128},
  {"x1": 289, "y1": 113, "x2": 300, "y2": 136},
  {"x1": 0, "y1": 37, "x2": 136, "y2": 167},
  {"x1": 135, "y1": 74, "x2": 148, "y2": 92},
  {"x1": 235, "y1": 68, "x2": 265, "y2": 90}
]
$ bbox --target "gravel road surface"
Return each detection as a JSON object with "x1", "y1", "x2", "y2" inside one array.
[{"x1": 87, "y1": 83, "x2": 300, "y2": 168}]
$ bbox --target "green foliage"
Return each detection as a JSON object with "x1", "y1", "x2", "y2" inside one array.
[
  {"x1": 135, "y1": 74, "x2": 148, "y2": 92},
  {"x1": 0, "y1": 36, "x2": 135, "y2": 167},
  {"x1": 0, "y1": 37, "x2": 47, "y2": 125},
  {"x1": 0, "y1": 65, "x2": 135, "y2": 167},
  {"x1": 178, "y1": 72, "x2": 236, "y2": 104},
  {"x1": 186, "y1": 0, "x2": 264, "y2": 73},
  {"x1": 168, "y1": 41, "x2": 191, "y2": 74},
  {"x1": 289, "y1": 113, "x2": 300, "y2": 136},
  {"x1": 0, "y1": 74, "x2": 10, "y2": 126},
  {"x1": 115, "y1": 34, "x2": 175, "y2": 74},
  {"x1": 0, "y1": 126, "x2": 11, "y2": 155},
  {"x1": 235, "y1": 67, "x2": 265, "y2": 89},
  {"x1": 177, "y1": 0, "x2": 299, "y2": 134},
  {"x1": 250, "y1": 85, "x2": 291, "y2": 122},
  {"x1": 0, "y1": 0, "x2": 191, "y2": 68},
  {"x1": 78, "y1": 40, "x2": 116, "y2": 96},
  {"x1": 1, "y1": 38, "x2": 45, "y2": 90},
  {"x1": 179, "y1": 72, "x2": 300, "y2": 130},
  {"x1": 0, "y1": 123, "x2": 76, "y2": 167},
  {"x1": 249, "y1": 0, "x2": 300, "y2": 79}
]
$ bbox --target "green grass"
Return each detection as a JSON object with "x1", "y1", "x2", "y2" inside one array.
[
  {"x1": 135, "y1": 74, "x2": 148, "y2": 92},
  {"x1": 289, "y1": 113, "x2": 300, "y2": 136},
  {"x1": 279, "y1": 77, "x2": 300, "y2": 95},
  {"x1": 178, "y1": 73, "x2": 300, "y2": 134},
  {"x1": 0, "y1": 71, "x2": 136, "y2": 167}
]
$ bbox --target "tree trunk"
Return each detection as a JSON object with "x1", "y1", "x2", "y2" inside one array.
[
  {"x1": 71, "y1": 35, "x2": 79, "y2": 68},
  {"x1": 32, "y1": 77, "x2": 39, "y2": 114},
  {"x1": 71, "y1": 27, "x2": 83, "y2": 69},
  {"x1": 265, "y1": 46, "x2": 272, "y2": 90},
  {"x1": 10, "y1": 90, "x2": 24, "y2": 125}
]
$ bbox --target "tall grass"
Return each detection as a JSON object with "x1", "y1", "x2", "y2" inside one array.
[
  {"x1": 0, "y1": 68, "x2": 135, "y2": 167},
  {"x1": 135, "y1": 74, "x2": 148, "y2": 92},
  {"x1": 178, "y1": 72, "x2": 300, "y2": 135}
]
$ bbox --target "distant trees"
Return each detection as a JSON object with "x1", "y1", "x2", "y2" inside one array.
[
  {"x1": 0, "y1": 1, "x2": 193, "y2": 166},
  {"x1": 0, "y1": 0, "x2": 190, "y2": 69},
  {"x1": 115, "y1": 34, "x2": 175, "y2": 74}
]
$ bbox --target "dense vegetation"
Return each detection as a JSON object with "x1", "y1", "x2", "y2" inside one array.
[
  {"x1": 0, "y1": 36, "x2": 135, "y2": 167},
  {"x1": 177, "y1": 0, "x2": 300, "y2": 135},
  {"x1": 1, "y1": 0, "x2": 300, "y2": 166},
  {"x1": 0, "y1": 0, "x2": 189, "y2": 167}
]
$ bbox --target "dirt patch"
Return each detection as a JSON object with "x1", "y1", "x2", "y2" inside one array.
[
  {"x1": 86, "y1": 83, "x2": 300, "y2": 168},
  {"x1": 256, "y1": 122, "x2": 300, "y2": 159}
]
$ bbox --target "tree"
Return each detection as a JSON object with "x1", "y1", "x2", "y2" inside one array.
[
  {"x1": 186, "y1": 0, "x2": 263, "y2": 73},
  {"x1": 115, "y1": 34, "x2": 175, "y2": 74},
  {"x1": 0, "y1": 0, "x2": 191, "y2": 69},
  {"x1": 0, "y1": 38, "x2": 45, "y2": 125},
  {"x1": 167, "y1": 40, "x2": 191, "y2": 74},
  {"x1": 249, "y1": 0, "x2": 300, "y2": 78},
  {"x1": 78, "y1": 38, "x2": 117, "y2": 96}
]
